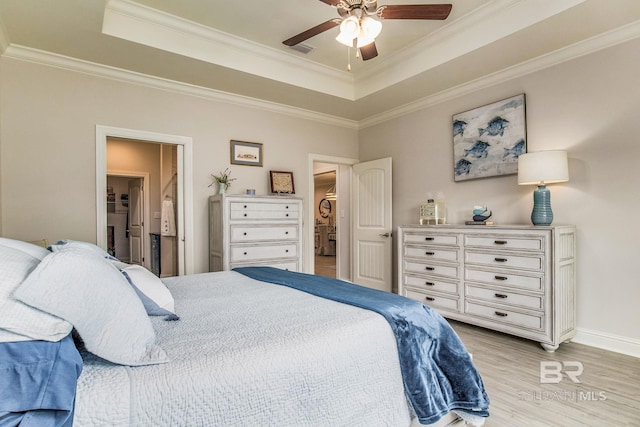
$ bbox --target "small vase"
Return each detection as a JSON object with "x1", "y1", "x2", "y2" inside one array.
[{"x1": 218, "y1": 182, "x2": 226, "y2": 195}]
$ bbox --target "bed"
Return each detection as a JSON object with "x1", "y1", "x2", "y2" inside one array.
[{"x1": 0, "y1": 238, "x2": 489, "y2": 426}]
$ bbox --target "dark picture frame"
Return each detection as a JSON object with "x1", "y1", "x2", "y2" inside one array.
[
  {"x1": 452, "y1": 94, "x2": 527, "y2": 181},
  {"x1": 269, "y1": 171, "x2": 295, "y2": 194},
  {"x1": 230, "y1": 140, "x2": 263, "y2": 167}
]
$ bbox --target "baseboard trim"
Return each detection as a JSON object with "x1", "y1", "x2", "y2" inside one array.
[{"x1": 573, "y1": 327, "x2": 640, "y2": 358}]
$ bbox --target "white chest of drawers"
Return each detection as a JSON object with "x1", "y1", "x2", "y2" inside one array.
[
  {"x1": 397, "y1": 225, "x2": 576, "y2": 352},
  {"x1": 209, "y1": 195, "x2": 303, "y2": 272}
]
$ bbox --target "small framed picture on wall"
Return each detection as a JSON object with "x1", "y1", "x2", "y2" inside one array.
[{"x1": 230, "y1": 140, "x2": 263, "y2": 166}]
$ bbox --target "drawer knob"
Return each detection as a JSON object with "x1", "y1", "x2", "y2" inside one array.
[
  {"x1": 244, "y1": 205, "x2": 247, "y2": 208},
  {"x1": 286, "y1": 213, "x2": 289, "y2": 217},
  {"x1": 285, "y1": 231, "x2": 289, "y2": 235},
  {"x1": 425, "y1": 251, "x2": 435, "y2": 256},
  {"x1": 244, "y1": 213, "x2": 248, "y2": 217},
  {"x1": 494, "y1": 275, "x2": 508, "y2": 281},
  {"x1": 243, "y1": 232, "x2": 247, "y2": 236},
  {"x1": 494, "y1": 293, "x2": 508, "y2": 299},
  {"x1": 425, "y1": 237, "x2": 434, "y2": 241},
  {"x1": 285, "y1": 249, "x2": 289, "y2": 253},
  {"x1": 425, "y1": 266, "x2": 435, "y2": 271},
  {"x1": 425, "y1": 297, "x2": 435, "y2": 302},
  {"x1": 494, "y1": 257, "x2": 508, "y2": 262},
  {"x1": 494, "y1": 311, "x2": 508, "y2": 317},
  {"x1": 494, "y1": 240, "x2": 507, "y2": 245},
  {"x1": 286, "y1": 206, "x2": 289, "y2": 209},
  {"x1": 425, "y1": 281, "x2": 435, "y2": 286},
  {"x1": 243, "y1": 252, "x2": 248, "y2": 255}
]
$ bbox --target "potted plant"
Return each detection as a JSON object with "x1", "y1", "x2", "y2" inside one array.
[{"x1": 210, "y1": 168, "x2": 236, "y2": 194}]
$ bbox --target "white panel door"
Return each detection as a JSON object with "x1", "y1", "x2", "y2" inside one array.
[
  {"x1": 128, "y1": 178, "x2": 144, "y2": 265},
  {"x1": 352, "y1": 157, "x2": 392, "y2": 292}
]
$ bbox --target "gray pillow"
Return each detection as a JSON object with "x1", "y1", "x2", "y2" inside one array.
[{"x1": 15, "y1": 247, "x2": 168, "y2": 366}]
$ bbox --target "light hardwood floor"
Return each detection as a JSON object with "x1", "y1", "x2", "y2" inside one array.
[
  {"x1": 448, "y1": 320, "x2": 640, "y2": 426},
  {"x1": 314, "y1": 255, "x2": 336, "y2": 278}
]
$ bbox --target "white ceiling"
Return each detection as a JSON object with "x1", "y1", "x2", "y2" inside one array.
[{"x1": 1, "y1": 0, "x2": 640, "y2": 124}]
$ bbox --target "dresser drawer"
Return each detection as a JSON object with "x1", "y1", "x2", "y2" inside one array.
[
  {"x1": 230, "y1": 202, "x2": 299, "y2": 220},
  {"x1": 465, "y1": 285, "x2": 543, "y2": 310},
  {"x1": 465, "y1": 250, "x2": 543, "y2": 271},
  {"x1": 404, "y1": 274, "x2": 458, "y2": 295},
  {"x1": 465, "y1": 235, "x2": 544, "y2": 251},
  {"x1": 403, "y1": 233, "x2": 459, "y2": 246},
  {"x1": 465, "y1": 268, "x2": 543, "y2": 291},
  {"x1": 230, "y1": 243, "x2": 298, "y2": 262},
  {"x1": 404, "y1": 246, "x2": 459, "y2": 262},
  {"x1": 465, "y1": 302, "x2": 544, "y2": 331},
  {"x1": 404, "y1": 260, "x2": 458, "y2": 280},
  {"x1": 405, "y1": 289, "x2": 459, "y2": 313},
  {"x1": 230, "y1": 225, "x2": 298, "y2": 242}
]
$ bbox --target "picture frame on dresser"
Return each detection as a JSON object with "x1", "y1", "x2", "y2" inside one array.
[
  {"x1": 269, "y1": 171, "x2": 295, "y2": 194},
  {"x1": 230, "y1": 140, "x2": 263, "y2": 166}
]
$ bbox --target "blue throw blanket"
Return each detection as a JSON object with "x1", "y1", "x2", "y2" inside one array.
[
  {"x1": 234, "y1": 267, "x2": 489, "y2": 425},
  {"x1": 0, "y1": 334, "x2": 83, "y2": 427}
]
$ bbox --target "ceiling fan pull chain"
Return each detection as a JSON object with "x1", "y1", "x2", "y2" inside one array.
[{"x1": 347, "y1": 46, "x2": 352, "y2": 72}]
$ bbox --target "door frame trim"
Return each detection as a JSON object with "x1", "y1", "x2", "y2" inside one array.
[
  {"x1": 96, "y1": 125, "x2": 195, "y2": 274},
  {"x1": 307, "y1": 154, "x2": 358, "y2": 276}
]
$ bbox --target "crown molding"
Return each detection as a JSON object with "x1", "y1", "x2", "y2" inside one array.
[
  {"x1": 0, "y1": 15, "x2": 8, "y2": 54},
  {"x1": 2, "y1": 44, "x2": 359, "y2": 130},
  {"x1": 359, "y1": 19, "x2": 640, "y2": 129},
  {"x1": 103, "y1": 0, "x2": 356, "y2": 100}
]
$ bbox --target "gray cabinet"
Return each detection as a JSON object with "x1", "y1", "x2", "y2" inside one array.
[
  {"x1": 397, "y1": 224, "x2": 576, "y2": 352},
  {"x1": 209, "y1": 195, "x2": 303, "y2": 272}
]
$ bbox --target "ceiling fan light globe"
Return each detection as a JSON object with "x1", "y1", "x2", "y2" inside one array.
[
  {"x1": 339, "y1": 16, "x2": 360, "y2": 39},
  {"x1": 356, "y1": 34, "x2": 376, "y2": 48},
  {"x1": 360, "y1": 16, "x2": 382, "y2": 39},
  {"x1": 336, "y1": 32, "x2": 355, "y2": 47}
]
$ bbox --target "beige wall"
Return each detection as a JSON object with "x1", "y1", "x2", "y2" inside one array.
[
  {"x1": 359, "y1": 38, "x2": 640, "y2": 347},
  {"x1": 0, "y1": 57, "x2": 359, "y2": 273}
]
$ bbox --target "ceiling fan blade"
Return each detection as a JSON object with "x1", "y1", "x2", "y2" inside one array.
[
  {"x1": 379, "y1": 4, "x2": 452, "y2": 20},
  {"x1": 283, "y1": 19, "x2": 340, "y2": 46},
  {"x1": 360, "y1": 42, "x2": 378, "y2": 61},
  {"x1": 318, "y1": 0, "x2": 341, "y2": 5}
]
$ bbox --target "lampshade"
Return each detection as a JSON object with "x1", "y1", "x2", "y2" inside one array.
[
  {"x1": 360, "y1": 16, "x2": 382, "y2": 39},
  {"x1": 518, "y1": 150, "x2": 569, "y2": 185},
  {"x1": 336, "y1": 16, "x2": 360, "y2": 46}
]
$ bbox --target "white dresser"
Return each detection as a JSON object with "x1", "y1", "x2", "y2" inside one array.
[
  {"x1": 209, "y1": 195, "x2": 303, "y2": 272},
  {"x1": 397, "y1": 225, "x2": 576, "y2": 352}
]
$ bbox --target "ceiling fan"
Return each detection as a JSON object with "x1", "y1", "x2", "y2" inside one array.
[{"x1": 283, "y1": 0, "x2": 452, "y2": 63}]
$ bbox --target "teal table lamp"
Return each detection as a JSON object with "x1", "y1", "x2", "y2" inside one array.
[{"x1": 517, "y1": 151, "x2": 569, "y2": 226}]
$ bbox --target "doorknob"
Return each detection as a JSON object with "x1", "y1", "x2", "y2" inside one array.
[{"x1": 379, "y1": 232, "x2": 391, "y2": 238}]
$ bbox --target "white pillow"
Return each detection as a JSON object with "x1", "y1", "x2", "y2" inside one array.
[
  {"x1": 0, "y1": 245, "x2": 72, "y2": 343},
  {"x1": 49, "y1": 239, "x2": 118, "y2": 260},
  {"x1": 15, "y1": 248, "x2": 168, "y2": 366},
  {"x1": 0, "y1": 237, "x2": 50, "y2": 260},
  {"x1": 114, "y1": 262, "x2": 176, "y2": 317}
]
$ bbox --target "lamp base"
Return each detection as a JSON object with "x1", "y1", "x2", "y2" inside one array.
[{"x1": 531, "y1": 184, "x2": 553, "y2": 226}]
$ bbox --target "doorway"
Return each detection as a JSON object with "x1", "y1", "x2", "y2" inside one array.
[
  {"x1": 314, "y1": 168, "x2": 337, "y2": 278},
  {"x1": 96, "y1": 125, "x2": 194, "y2": 276}
]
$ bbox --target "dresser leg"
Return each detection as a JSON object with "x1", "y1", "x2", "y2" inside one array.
[{"x1": 540, "y1": 342, "x2": 559, "y2": 352}]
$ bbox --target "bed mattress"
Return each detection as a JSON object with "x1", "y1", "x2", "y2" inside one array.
[{"x1": 74, "y1": 271, "x2": 415, "y2": 426}]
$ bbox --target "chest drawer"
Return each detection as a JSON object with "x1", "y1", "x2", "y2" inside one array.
[
  {"x1": 465, "y1": 285, "x2": 543, "y2": 311},
  {"x1": 404, "y1": 246, "x2": 459, "y2": 262},
  {"x1": 231, "y1": 260, "x2": 299, "y2": 272},
  {"x1": 465, "y1": 250, "x2": 543, "y2": 271},
  {"x1": 405, "y1": 289, "x2": 459, "y2": 313},
  {"x1": 230, "y1": 225, "x2": 298, "y2": 242},
  {"x1": 465, "y1": 301, "x2": 544, "y2": 331},
  {"x1": 404, "y1": 260, "x2": 458, "y2": 280},
  {"x1": 230, "y1": 243, "x2": 298, "y2": 262},
  {"x1": 403, "y1": 233, "x2": 459, "y2": 246},
  {"x1": 465, "y1": 235, "x2": 544, "y2": 251},
  {"x1": 230, "y1": 202, "x2": 299, "y2": 220},
  {"x1": 404, "y1": 274, "x2": 458, "y2": 295},
  {"x1": 465, "y1": 268, "x2": 543, "y2": 292}
]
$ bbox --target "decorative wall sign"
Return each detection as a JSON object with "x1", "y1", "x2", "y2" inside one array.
[
  {"x1": 230, "y1": 140, "x2": 263, "y2": 166},
  {"x1": 269, "y1": 171, "x2": 295, "y2": 194},
  {"x1": 452, "y1": 94, "x2": 527, "y2": 181}
]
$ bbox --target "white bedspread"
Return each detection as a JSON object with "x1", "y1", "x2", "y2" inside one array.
[{"x1": 74, "y1": 271, "x2": 414, "y2": 426}]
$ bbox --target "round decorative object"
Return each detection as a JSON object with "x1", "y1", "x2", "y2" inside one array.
[{"x1": 319, "y1": 198, "x2": 331, "y2": 218}]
